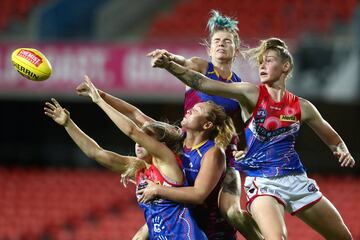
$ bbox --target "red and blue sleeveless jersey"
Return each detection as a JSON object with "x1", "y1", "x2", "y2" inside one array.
[
  {"x1": 182, "y1": 140, "x2": 236, "y2": 240},
  {"x1": 184, "y1": 62, "x2": 242, "y2": 166},
  {"x1": 136, "y1": 155, "x2": 207, "y2": 240},
  {"x1": 235, "y1": 84, "x2": 306, "y2": 177}
]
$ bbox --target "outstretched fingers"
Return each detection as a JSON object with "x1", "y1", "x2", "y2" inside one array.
[
  {"x1": 44, "y1": 100, "x2": 57, "y2": 117},
  {"x1": 51, "y1": 98, "x2": 62, "y2": 108},
  {"x1": 44, "y1": 101, "x2": 56, "y2": 111},
  {"x1": 76, "y1": 75, "x2": 93, "y2": 96},
  {"x1": 334, "y1": 152, "x2": 355, "y2": 168},
  {"x1": 44, "y1": 107, "x2": 54, "y2": 118}
]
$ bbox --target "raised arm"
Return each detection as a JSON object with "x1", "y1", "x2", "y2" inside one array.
[
  {"x1": 147, "y1": 49, "x2": 208, "y2": 74},
  {"x1": 153, "y1": 55, "x2": 259, "y2": 113},
  {"x1": 300, "y1": 98, "x2": 355, "y2": 168},
  {"x1": 81, "y1": 76, "x2": 183, "y2": 182},
  {"x1": 44, "y1": 98, "x2": 144, "y2": 177},
  {"x1": 76, "y1": 83, "x2": 154, "y2": 128},
  {"x1": 137, "y1": 146, "x2": 226, "y2": 205}
]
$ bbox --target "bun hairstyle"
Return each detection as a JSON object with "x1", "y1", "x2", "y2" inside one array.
[
  {"x1": 247, "y1": 37, "x2": 294, "y2": 78},
  {"x1": 205, "y1": 10, "x2": 240, "y2": 49},
  {"x1": 142, "y1": 121, "x2": 183, "y2": 155},
  {"x1": 124, "y1": 121, "x2": 183, "y2": 180}
]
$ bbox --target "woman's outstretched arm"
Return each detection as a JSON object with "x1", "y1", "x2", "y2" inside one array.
[{"x1": 44, "y1": 98, "x2": 144, "y2": 176}]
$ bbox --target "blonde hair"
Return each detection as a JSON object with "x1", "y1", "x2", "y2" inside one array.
[
  {"x1": 247, "y1": 37, "x2": 294, "y2": 79},
  {"x1": 203, "y1": 101, "x2": 236, "y2": 149},
  {"x1": 124, "y1": 121, "x2": 183, "y2": 178},
  {"x1": 123, "y1": 159, "x2": 147, "y2": 180},
  {"x1": 142, "y1": 121, "x2": 183, "y2": 155}
]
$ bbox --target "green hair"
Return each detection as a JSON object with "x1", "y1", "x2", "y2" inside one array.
[
  {"x1": 207, "y1": 10, "x2": 239, "y2": 33},
  {"x1": 205, "y1": 10, "x2": 241, "y2": 50}
]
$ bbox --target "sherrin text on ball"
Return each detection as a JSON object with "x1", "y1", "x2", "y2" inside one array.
[{"x1": 11, "y1": 48, "x2": 52, "y2": 81}]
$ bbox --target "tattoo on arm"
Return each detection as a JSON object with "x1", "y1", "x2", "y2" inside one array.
[
  {"x1": 166, "y1": 62, "x2": 203, "y2": 90},
  {"x1": 222, "y1": 168, "x2": 241, "y2": 196}
]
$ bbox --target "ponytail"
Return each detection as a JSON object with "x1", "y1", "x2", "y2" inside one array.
[
  {"x1": 214, "y1": 116, "x2": 236, "y2": 149},
  {"x1": 142, "y1": 121, "x2": 183, "y2": 154},
  {"x1": 204, "y1": 101, "x2": 236, "y2": 149}
]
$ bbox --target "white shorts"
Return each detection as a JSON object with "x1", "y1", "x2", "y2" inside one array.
[{"x1": 244, "y1": 173, "x2": 323, "y2": 214}]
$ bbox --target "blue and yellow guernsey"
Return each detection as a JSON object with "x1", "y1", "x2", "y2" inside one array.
[
  {"x1": 182, "y1": 140, "x2": 236, "y2": 240},
  {"x1": 184, "y1": 62, "x2": 241, "y2": 121},
  {"x1": 184, "y1": 62, "x2": 242, "y2": 167}
]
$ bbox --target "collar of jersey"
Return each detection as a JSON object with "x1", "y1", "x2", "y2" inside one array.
[
  {"x1": 213, "y1": 68, "x2": 233, "y2": 81},
  {"x1": 190, "y1": 139, "x2": 209, "y2": 151}
]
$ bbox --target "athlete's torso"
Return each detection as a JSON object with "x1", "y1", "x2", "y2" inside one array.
[
  {"x1": 182, "y1": 140, "x2": 236, "y2": 240},
  {"x1": 236, "y1": 84, "x2": 306, "y2": 177},
  {"x1": 136, "y1": 156, "x2": 207, "y2": 240},
  {"x1": 184, "y1": 62, "x2": 243, "y2": 166}
]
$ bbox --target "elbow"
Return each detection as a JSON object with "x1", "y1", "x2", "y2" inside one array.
[
  {"x1": 193, "y1": 198, "x2": 205, "y2": 205},
  {"x1": 86, "y1": 147, "x2": 103, "y2": 160},
  {"x1": 123, "y1": 125, "x2": 136, "y2": 138},
  {"x1": 192, "y1": 193, "x2": 207, "y2": 205}
]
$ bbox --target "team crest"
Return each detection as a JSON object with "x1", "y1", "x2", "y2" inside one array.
[{"x1": 307, "y1": 183, "x2": 318, "y2": 192}]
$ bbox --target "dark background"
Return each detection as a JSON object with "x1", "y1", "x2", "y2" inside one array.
[{"x1": 1, "y1": 99, "x2": 359, "y2": 175}]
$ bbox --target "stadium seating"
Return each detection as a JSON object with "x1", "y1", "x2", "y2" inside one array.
[
  {"x1": 147, "y1": 0, "x2": 358, "y2": 41},
  {"x1": 0, "y1": 167, "x2": 143, "y2": 240},
  {"x1": 1, "y1": 167, "x2": 359, "y2": 239},
  {"x1": 0, "y1": 0, "x2": 45, "y2": 30}
]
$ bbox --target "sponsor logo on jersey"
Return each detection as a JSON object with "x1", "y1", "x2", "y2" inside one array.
[{"x1": 280, "y1": 115, "x2": 297, "y2": 122}]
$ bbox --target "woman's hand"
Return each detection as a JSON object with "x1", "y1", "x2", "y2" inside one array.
[
  {"x1": 147, "y1": 49, "x2": 172, "y2": 69},
  {"x1": 120, "y1": 173, "x2": 136, "y2": 188},
  {"x1": 136, "y1": 180, "x2": 161, "y2": 203},
  {"x1": 233, "y1": 150, "x2": 246, "y2": 161},
  {"x1": 334, "y1": 151, "x2": 355, "y2": 168},
  {"x1": 76, "y1": 75, "x2": 101, "y2": 103},
  {"x1": 44, "y1": 98, "x2": 70, "y2": 126}
]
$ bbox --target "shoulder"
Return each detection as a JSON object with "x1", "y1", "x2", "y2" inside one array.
[
  {"x1": 203, "y1": 145, "x2": 225, "y2": 160},
  {"x1": 232, "y1": 71, "x2": 242, "y2": 82},
  {"x1": 299, "y1": 97, "x2": 313, "y2": 111},
  {"x1": 188, "y1": 57, "x2": 209, "y2": 74},
  {"x1": 201, "y1": 145, "x2": 226, "y2": 171},
  {"x1": 299, "y1": 97, "x2": 318, "y2": 122}
]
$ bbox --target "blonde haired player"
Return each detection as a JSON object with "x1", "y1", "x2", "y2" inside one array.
[
  {"x1": 75, "y1": 76, "x2": 242, "y2": 239},
  {"x1": 155, "y1": 37, "x2": 354, "y2": 240},
  {"x1": 148, "y1": 10, "x2": 262, "y2": 239},
  {"x1": 44, "y1": 89, "x2": 207, "y2": 239}
]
